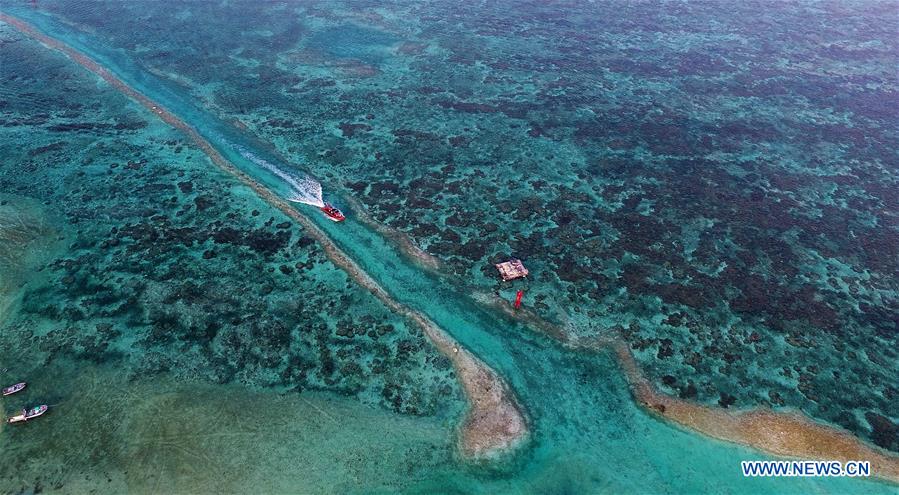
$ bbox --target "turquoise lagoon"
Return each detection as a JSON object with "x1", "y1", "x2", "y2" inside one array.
[{"x1": 1, "y1": 2, "x2": 897, "y2": 494}]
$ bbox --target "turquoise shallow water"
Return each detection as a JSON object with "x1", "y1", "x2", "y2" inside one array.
[
  {"x1": 23, "y1": 0, "x2": 897, "y2": 450},
  {"x1": 1, "y1": 2, "x2": 897, "y2": 494}
]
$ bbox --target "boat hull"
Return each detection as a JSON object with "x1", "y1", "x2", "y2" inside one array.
[
  {"x1": 2, "y1": 382, "x2": 26, "y2": 396},
  {"x1": 320, "y1": 204, "x2": 345, "y2": 222},
  {"x1": 7, "y1": 405, "x2": 47, "y2": 424}
]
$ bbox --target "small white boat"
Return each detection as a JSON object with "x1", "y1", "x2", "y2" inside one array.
[
  {"x1": 2, "y1": 382, "x2": 26, "y2": 396},
  {"x1": 7, "y1": 405, "x2": 48, "y2": 424}
]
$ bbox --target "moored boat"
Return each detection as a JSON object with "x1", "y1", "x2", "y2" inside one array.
[
  {"x1": 2, "y1": 382, "x2": 26, "y2": 396},
  {"x1": 320, "y1": 202, "x2": 345, "y2": 222},
  {"x1": 7, "y1": 405, "x2": 48, "y2": 424}
]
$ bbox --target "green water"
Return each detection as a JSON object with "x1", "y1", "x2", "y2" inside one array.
[{"x1": 1, "y1": 5, "x2": 897, "y2": 495}]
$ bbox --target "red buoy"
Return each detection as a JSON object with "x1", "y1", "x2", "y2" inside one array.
[{"x1": 514, "y1": 290, "x2": 524, "y2": 309}]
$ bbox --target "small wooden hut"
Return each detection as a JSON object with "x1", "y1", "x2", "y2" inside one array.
[{"x1": 495, "y1": 259, "x2": 529, "y2": 281}]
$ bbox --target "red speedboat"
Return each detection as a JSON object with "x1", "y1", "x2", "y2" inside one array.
[
  {"x1": 320, "y1": 203, "x2": 345, "y2": 222},
  {"x1": 2, "y1": 382, "x2": 26, "y2": 396}
]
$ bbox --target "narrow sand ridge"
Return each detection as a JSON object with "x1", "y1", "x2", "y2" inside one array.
[
  {"x1": 605, "y1": 338, "x2": 899, "y2": 482},
  {"x1": 341, "y1": 195, "x2": 442, "y2": 271},
  {"x1": 0, "y1": 13, "x2": 527, "y2": 459},
  {"x1": 491, "y1": 287, "x2": 899, "y2": 483}
]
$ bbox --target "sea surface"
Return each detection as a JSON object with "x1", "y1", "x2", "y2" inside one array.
[{"x1": 0, "y1": 1, "x2": 897, "y2": 494}]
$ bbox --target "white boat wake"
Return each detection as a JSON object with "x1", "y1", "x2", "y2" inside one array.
[{"x1": 235, "y1": 147, "x2": 324, "y2": 207}]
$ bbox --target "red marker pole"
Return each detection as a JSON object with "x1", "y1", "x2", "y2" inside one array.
[{"x1": 514, "y1": 290, "x2": 524, "y2": 309}]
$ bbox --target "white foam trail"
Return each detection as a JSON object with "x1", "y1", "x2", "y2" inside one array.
[{"x1": 235, "y1": 147, "x2": 324, "y2": 207}]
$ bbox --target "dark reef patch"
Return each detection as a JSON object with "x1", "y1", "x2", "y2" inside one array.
[{"x1": 0, "y1": 31, "x2": 460, "y2": 423}]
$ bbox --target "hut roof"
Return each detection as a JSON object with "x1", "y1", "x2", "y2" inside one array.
[{"x1": 495, "y1": 259, "x2": 529, "y2": 281}]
